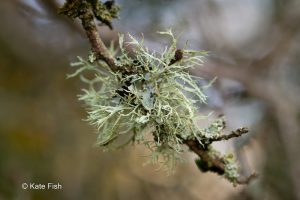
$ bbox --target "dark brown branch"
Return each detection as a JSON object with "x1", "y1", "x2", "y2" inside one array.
[
  {"x1": 80, "y1": 12, "x2": 117, "y2": 70},
  {"x1": 60, "y1": 0, "x2": 118, "y2": 71},
  {"x1": 184, "y1": 137, "x2": 257, "y2": 185},
  {"x1": 184, "y1": 139, "x2": 225, "y2": 174}
]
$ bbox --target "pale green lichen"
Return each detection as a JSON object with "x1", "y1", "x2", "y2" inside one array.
[
  {"x1": 224, "y1": 153, "x2": 240, "y2": 184},
  {"x1": 199, "y1": 117, "x2": 225, "y2": 142},
  {"x1": 68, "y1": 30, "x2": 241, "y2": 180}
]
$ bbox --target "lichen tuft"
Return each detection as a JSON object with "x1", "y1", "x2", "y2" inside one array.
[{"x1": 68, "y1": 30, "x2": 241, "y2": 181}]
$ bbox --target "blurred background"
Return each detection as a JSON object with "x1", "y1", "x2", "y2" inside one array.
[{"x1": 0, "y1": 0, "x2": 300, "y2": 199}]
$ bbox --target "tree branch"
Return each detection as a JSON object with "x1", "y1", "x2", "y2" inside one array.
[
  {"x1": 184, "y1": 137, "x2": 257, "y2": 185},
  {"x1": 79, "y1": 9, "x2": 118, "y2": 70},
  {"x1": 59, "y1": 0, "x2": 118, "y2": 71},
  {"x1": 184, "y1": 139, "x2": 225, "y2": 175}
]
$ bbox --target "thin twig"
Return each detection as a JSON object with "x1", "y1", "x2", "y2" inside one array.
[{"x1": 209, "y1": 127, "x2": 249, "y2": 143}]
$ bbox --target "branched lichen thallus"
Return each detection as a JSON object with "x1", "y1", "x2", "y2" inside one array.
[
  {"x1": 67, "y1": 30, "x2": 257, "y2": 185},
  {"x1": 68, "y1": 30, "x2": 208, "y2": 170},
  {"x1": 60, "y1": 0, "x2": 256, "y2": 184}
]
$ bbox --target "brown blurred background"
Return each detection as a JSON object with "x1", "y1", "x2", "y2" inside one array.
[{"x1": 0, "y1": 0, "x2": 300, "y2": 199}]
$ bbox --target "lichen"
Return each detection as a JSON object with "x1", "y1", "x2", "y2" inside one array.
[
  {"x1": 223, "y1": 153, "x2": 240, "y2": 184},
  {"x1": 68, "y1": 30, "x2": 241, "y2": 182},
  {"x1": 68, "y1": 30, "x2": 208, "y2": 171}
]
